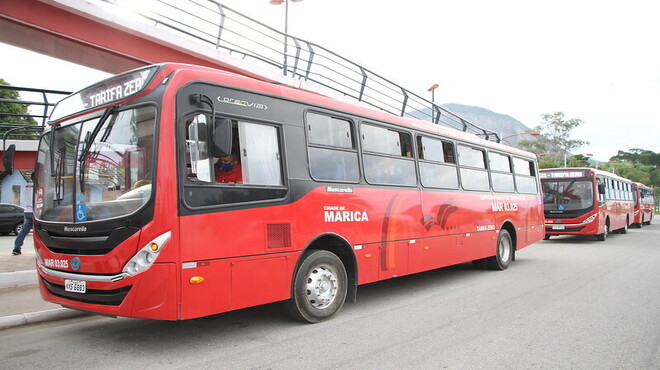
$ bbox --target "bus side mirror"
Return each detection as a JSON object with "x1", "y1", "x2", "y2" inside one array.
[
  {"x1": 212, "y1": 118, "x2": 232, "y2": 157},
  {"x1": 3, "y1": 144, "x2": 15, "y2": 175}
]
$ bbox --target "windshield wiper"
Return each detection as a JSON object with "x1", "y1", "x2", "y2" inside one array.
[
  {"x1": 78, "y1": 105, "x2": 117, "y2": 163},
  {"x1": 78, "y1": 105, "x2": 118, "y2": 191}
]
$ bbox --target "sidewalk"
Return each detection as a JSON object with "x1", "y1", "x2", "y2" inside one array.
[{"x1": 0, "y1": 234, "x2": 87, "y2": 329}]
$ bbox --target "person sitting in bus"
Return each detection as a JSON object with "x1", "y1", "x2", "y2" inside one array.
[{"x1": 216, "y1": 152, "x2": 243, "y2": 183}]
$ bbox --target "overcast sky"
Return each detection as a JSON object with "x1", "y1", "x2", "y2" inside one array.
[{"x1": 1, "y1": 0, "x2": 659, "y2": 161}]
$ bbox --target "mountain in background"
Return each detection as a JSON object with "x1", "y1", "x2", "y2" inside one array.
[{"x1": 440, "y1": 103, "x2": 534, "y2": 147}]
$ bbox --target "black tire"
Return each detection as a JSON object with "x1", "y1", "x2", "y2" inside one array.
[
  {"x1": 13, "y1": 223, "x2": 22, "y2": 235},
  {"x1": 543, "y1": 235, "x2": 551, "y2": 240},
  {"x1": 286, "y1": 250, "x2": 348, "y2": 323},
  {"x1": 619, "y1": 221, "x2": 628, "y2": 234},
  {"x1": 485, "y1": 229, "x2": 513, "y2": 270},
  {"x1": 596, "y1": 223, "x2": 608, "y2": 241}
]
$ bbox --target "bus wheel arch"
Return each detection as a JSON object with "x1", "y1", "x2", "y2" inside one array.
[
  {"x1": 500, "y1": 221, "x2": 517, "y2": 260},
  {"x1": 286, "y1": 233, "x2": 356, "y2": 323}
]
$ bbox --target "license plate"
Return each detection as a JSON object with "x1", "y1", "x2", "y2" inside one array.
[
  {"x1": 64, "y1": 279, "x2": 86, "y2": 294},
  {"x1": 552, "y1": 225, "x2": 565, "y2": 230}
]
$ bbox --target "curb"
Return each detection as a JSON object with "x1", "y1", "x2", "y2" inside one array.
[
  {"x1": 0, "y1": 308, "x2": 89, "y2": 330},
  {"x1": 0, "y1": 270, "x2": 38, "y2": 289}
]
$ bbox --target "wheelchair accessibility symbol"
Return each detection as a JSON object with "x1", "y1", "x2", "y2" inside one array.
[{"x1": 76, "y1": 203, "x2": 87, "y2": 222}]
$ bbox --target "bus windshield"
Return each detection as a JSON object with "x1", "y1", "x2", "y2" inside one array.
[
  {"x1": 35, "y1": 106, "x2": 156, "y2": 222},
  {"x1": 542, "y1": 180, "x2": 594, "y2": 211}
]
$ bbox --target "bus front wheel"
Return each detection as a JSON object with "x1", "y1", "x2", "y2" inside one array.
[
  {"x1": 486, "y1": 229, "x2": 513, "y2": 270},
  {"x1": 596, "y1": 223, "x2": 608, "y2": 241},
  {"x1": 287, "y1": 250, "x2": 348, "y2": 323}
]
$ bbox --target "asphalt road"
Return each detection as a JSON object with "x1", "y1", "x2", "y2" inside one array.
[{"x1": 2, "y1": 223, "x2": 659, "y2": 369}]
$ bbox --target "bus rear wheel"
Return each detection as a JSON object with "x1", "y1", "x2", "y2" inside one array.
[
  {"x1": 286, "y1": 250, "x2": 348, "y2": 323},
  {"x1": 486, "y1": 229, "x2": 513, "y2": 270}
]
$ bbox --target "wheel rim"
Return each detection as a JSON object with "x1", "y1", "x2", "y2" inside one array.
[
  {"x1": 305, "y1": 265, "x2": 339, "y2": 309},
  {"x1": 499, "y1": 236, "x2": 511, "y2": 263},
  {"x1": 604, "y1": 224, "x2": 608, "y2": 237}
]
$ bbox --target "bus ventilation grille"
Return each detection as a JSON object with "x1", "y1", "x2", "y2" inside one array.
[{"x1": 267, "y1": 223, "x2": 292, "y2": 249}]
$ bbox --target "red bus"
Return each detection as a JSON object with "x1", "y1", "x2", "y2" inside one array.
[
  {"x1": 632, "y1": 182, "x2": 655, "y2": 227},
  {"x1": 33, "y1": 64, "x2": 544, "y2": 322},
  {"x1": 540, "y1": 168, "x2": 634, "y2": 241}
]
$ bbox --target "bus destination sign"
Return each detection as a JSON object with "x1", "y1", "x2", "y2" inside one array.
[
  {"x1": 50, "y1": 66, "x2": 159, "y2": 121},
  {"x1": 539, "y1": 170, "x2": 588, "y2": 179},
  {"x1": 85, "y1": 70, "x2": 152, "y2": 108}
]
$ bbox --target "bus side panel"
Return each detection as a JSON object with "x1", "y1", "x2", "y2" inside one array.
[
  {"x1": 408, "y1": 235, "x2": 457, "y2": 274},
  {"x1": 179, "y1": 252, "x2": 300, "y2": 320},
  {"x1": 420, "y1": 191, "x2": 495, "y2": 263},
  {"x1": 378, "y1": 241, "x2": 409, "y2": 279},
  {"x1": 180, "y1": 259, "x2": 231, "y2": 320},
  {"x1": 230, "y1": 255, "x2": 291, "y2": 311},
  {"x1": 354, "y1": 243, "x2": 379, "y2": 284}
]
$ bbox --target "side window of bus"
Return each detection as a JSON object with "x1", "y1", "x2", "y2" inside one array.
[
  {"x1": 489, "y1": 152, "x2": 514, "y2": 192},
  {"x1": 614, "y1": 181, "x2": 621, "y2": 200},
  {"x1": 457, "y1": 145, "x2": 489, "y2": 191},
  {"x1": 416, "y1": 136, "x2": 458, "y2": 189},
  {"x1": 185, "y1": 115, "x2": 283, "y2": 186},
  {"x1": 306, "y1": 112, "x2": 359, "y2": 182},
  {"x1": 234, "y1": 121, "x2": 283, "y2": 186},
  {"x1": 513, "y1": 157, "x2": 538, "y2": 193},
  {"x1": 361, "y1": 123, "x2": 415, "y2": 186},
  {"x1": 596, "y1": 178, "x2": 605, "y2": 203}
]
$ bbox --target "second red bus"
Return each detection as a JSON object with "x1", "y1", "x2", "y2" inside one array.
[{"x1": 541, "y1": 168, "x2": 634, "y2": 241}]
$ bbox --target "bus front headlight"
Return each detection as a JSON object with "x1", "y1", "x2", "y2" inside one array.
[{"x1": 122, "y1": 231, "x2": 171, "y2": 276}]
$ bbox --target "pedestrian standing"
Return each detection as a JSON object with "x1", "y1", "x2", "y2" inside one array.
[{"x1": 12, "y1": 172, "x2": 34, "y2": 256}]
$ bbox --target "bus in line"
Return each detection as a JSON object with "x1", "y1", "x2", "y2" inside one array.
[
  {"x1": 540, "y1": 168, "x2": 634, "y2": 241},
  {"x1": 632, "y1": 182, "x2": 655, "y2": 227},
  {"x1": 32, "y1": 63, "x2": 544, "y2": 322}
]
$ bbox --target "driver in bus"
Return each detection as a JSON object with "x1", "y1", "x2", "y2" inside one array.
[{"x1": 216, "y1": 152, "x2": 243, "y2": 183}]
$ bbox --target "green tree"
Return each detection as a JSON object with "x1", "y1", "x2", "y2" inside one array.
[
  {"x1": 519, "y1": 112, "x2": 589, "y2": 166},
  {"x1": 606, "y1": 148, "x2": 660, "y2": 190},
  {"x1": 0, "y1": 78, "x2": 39, "y2": 139},
  {"x1": 567, "y1": 154, "x2": 591, "y2": 168},
  {"x1": 538, "y1": 156, "x2": 561, "y2": 169},
  {"x1": 610, "y1": 148, "x2": 660, "y2": 168}
]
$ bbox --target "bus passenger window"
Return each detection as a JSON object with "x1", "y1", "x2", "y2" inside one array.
[
  {"x1": 306, "y1": 113, "x2": 359, "y2": 182},
  {"x1": 417, "y1": 136, "x2": 458, "y2": 189},
  {"x1": 457, "y1": 145, "x2": 489, "y2": 191},
  {"x1": 513, "y1": 157, "x2": 537, "y2": 193},
  {"x1": 489, "y1": 152, "x2": 514, "y2": 193},
  {"x1": 362, "y1": 123, "x2": 415, "y2": 186}
]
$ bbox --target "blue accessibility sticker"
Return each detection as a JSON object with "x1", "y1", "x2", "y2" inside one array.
[{"x1": 75, "y1": 203, "x2": 87, "y2": 222}]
